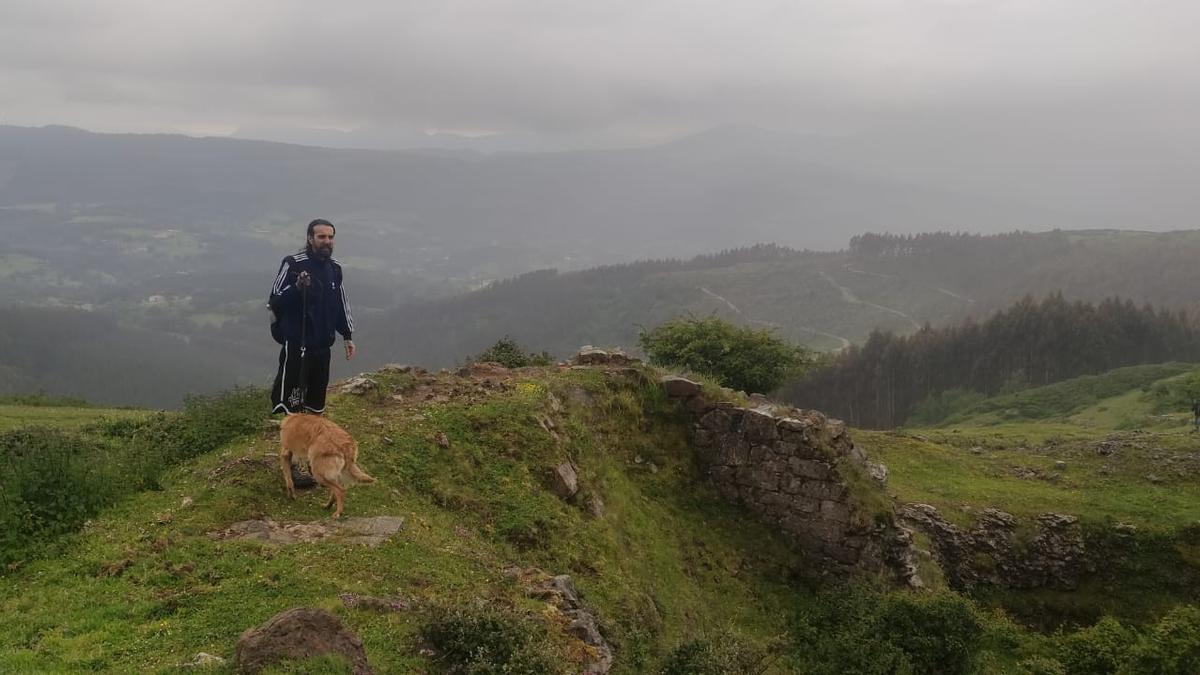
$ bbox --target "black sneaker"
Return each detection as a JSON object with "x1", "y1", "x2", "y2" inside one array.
[{"x1": 290, "y1": 464, "x2": 317, "y2": 489}]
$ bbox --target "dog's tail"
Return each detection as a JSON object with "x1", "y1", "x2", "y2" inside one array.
[{"x1": 346, "y1": 461, "x2": 376, "y2": 484}]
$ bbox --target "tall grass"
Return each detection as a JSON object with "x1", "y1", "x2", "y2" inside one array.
[{"x1": 0, "y1": 386, "x2": 268, "y2": 565}]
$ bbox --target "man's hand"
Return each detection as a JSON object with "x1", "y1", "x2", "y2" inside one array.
[
  {"x1": 345, "y1": 340, "x2": 356, "y2": 360},
  {"x1": 296, "y1": 271, "x2": 312, "y2": 289}
]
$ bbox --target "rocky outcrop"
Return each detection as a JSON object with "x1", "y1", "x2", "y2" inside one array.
[
  {"x1": 660, "y1": 375, "x2": 921, "y2": 587},
  {"x1": 339, "y1": 376, "x2": 379, "y2": 395},
  {"x1": 551, "y1": 461, "x2": 580, "y2": 499},
  {"x1": 902, "y1": 504, "x2": 1087, "y2": 590},
  {"x1": 571, "y1": 346, "x2": 640, "y2": 366},
  {"x1": 234, "y1": 607, "x2": 372, "y2": 674},
  {"x1": 529, "y1": 574, "x2": 613, "y2": 674}
]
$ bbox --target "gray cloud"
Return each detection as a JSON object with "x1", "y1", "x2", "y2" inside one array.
[{"x1": 1, "y1": 0, "x2": 1198, "y2": 145}]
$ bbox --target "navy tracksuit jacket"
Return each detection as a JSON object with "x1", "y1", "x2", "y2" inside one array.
[{"x1": 268, "y1": 249, "x2": 354, "y2": 348}]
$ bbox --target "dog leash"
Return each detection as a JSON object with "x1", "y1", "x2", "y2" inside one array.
[{"x1": 298, "y1": 276, "x2": 309, "y2": 410}]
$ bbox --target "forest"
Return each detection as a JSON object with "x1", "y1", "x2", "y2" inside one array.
[{"x1": 780, "y1": 293, "x2": 1200, "y2": 428}]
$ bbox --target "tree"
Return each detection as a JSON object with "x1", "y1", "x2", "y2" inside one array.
[
  {"x1": 638, "y1": 316, "x2": 813, "y2": 394},
  {"x1": 469, "y1": 336, "x2": 553, "y2": 368}
]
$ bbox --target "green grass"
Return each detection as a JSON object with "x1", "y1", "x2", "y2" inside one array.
[
  {"x1": 868, "y1": 363, "x2": 1200, "y2": 532},
  {"x1": 5, "y1": 363, "x2": 1200, "y2": 671},
  {"x1": 0, "y1": 404, "x2": 148, "y2": 432},
  {"x1": 937, "y1": 362, "x2": 1197, "y2": 426},
  {"x1": 858, "y1": 427, "x2": 1200, "y2": 531},
  {"x1": 859, "y1": 363, "x2": 1200, "y2": 626},
  {"x1": 0, "y1": 368, "x2": 823, "y2": 673}
]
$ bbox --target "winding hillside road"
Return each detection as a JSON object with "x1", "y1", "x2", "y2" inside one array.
[
  {"x1": 843, "y1": 265, "x2": 975, "y2": 304},
  {"x1": 818, "y1": 271, "x2": 921, "y2": 331},
  {"x1": 698, "y1": 286, "x2": 852, "y2": 351}
]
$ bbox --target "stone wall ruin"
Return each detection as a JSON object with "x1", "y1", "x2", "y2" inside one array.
[{"x1": 659, "y1": 375, "x2": 921, "y2": 587}]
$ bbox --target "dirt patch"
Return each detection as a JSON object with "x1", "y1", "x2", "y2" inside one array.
[{"x1": 208, "y1": 516, "x2": 404, "y2": 547}]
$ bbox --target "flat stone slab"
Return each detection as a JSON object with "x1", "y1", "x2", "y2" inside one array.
[
  {"x1": 660, "y1": 375, "x2": 702, "y2": 398},
  {"x1": 209, "y1": 516, "x2": 404, "y2": 547}
]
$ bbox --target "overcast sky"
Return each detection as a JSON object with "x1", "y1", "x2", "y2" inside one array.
[{"x1": 2, "y1": 0, "x2": 1198, "y2": 148}]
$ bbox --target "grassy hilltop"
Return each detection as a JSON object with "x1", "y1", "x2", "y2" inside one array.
[{"x1": 2, "y1": 362, "x2": 1200, "y2": 673}]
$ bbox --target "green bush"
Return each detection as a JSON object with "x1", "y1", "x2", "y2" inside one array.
[
  {"x1": 0, "y1": 386, "x2": 268, "y2": 564},
  {"x1": 1059, "y1": 616, "x2": 1136, "y2": 675},
  {"x1": 0, "y1": 428, "x2": 120, "y2": 563},
  {"x1": 659, "y1": 632, "x2": 780, "y2": 674},
  {"x1": 876, "y1": 593, "x2": 984, "y2": 674},
  {"x1": 1045, "y1": 607, "x2": 1200, "y2": 675},
  {"x1": 1122, "y1": 605, "x2": 1200, "y2": 675},
  {"x1": 420, "y1": 604, "x2": 560, "y2": 674},
  {"x1": 638, "y1": 316, "x2": 812, "y2": 394},
  {"x1": 123, "y1": 386, "x2": 268, "y2": 488},
  {"x1": 470, "y1": 336, "x2": 554, "y2": 369},
  {"x1": 793, "y1": 585, "x2": 986, "y2": 675}
]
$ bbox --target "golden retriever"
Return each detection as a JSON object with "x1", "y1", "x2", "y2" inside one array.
[{"x1": 279, "y1": 413, "x2": 375, "y2": 518}]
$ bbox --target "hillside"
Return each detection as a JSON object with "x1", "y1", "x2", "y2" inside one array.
[
  {"x1": 14, "y1": 227, "x2": 1200, "y2": 407},
  {"x1": 3, "y1": 359, "x2": 1200, "y2": 672},
  {"x1": 781, "y1": 294, "x2": 1200, "y2": 429},
  {"x1": 374, "y1": 230, "x2": 1200, "y2": 371},
  {"x1": 859, "y1": 363, "x2": 1200, "y2": 628}
]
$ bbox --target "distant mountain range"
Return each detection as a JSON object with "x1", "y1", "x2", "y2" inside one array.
[
  {"x1": 372, "y1": 230, "x2": 1200, "y2": 369},
  {"x1": 5, "y1": 125, "x2": 1200, "y2": 405},
  {"x1": 7, "y1": 229, "x2": 1200, "y2": 406}
]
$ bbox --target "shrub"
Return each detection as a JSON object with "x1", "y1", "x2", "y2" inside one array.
[
  {"x1": 420, "y1": 604, "x2": 560, "y2": 674},
  {"x1": 1048, "y1": 607, "x2": 1200, "y2": 675},
  {"x1": 794, "y1": 585, "x2": 986, "y2": 675},
  {"x1": 470, "y1": 336, "x2": 554, "y2": 369},
  {"x1": 124, "y1": 386, "x2": 268, "y2": 487},
  {"x1": 659, "y1": 632, "x2": 781, "y2": 674},
  {"x1": 876, "y1": 592, "x2": 984, "y2": 674},
  {"x1": 1059, "y1": 616, "x2": 1136, "y2": 675},
  {"x1": 0, "y1": 386, "x2": 268, "y2": 564},
  {"x1": 1122, "y1": 605, "x2": 1200, "y2": 675},
  {"x1": 638, "y1": 316, "x2": 812, "y2": 394},
  {"x1": 0, "y1": 428, "x2": 120, "y2": 563}
]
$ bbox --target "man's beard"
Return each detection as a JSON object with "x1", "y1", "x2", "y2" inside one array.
[{"x1": 311, "y1": 243, "x2": 333, "y2": 258}]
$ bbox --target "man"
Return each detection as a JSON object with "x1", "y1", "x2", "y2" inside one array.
[{"x1": 269, "y1": 218, "x2": 356, "y2": 417}]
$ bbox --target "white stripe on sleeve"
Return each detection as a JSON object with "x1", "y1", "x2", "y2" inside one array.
[{"x1": 341, "y1": 286, "x2": 354, "y2": 332}]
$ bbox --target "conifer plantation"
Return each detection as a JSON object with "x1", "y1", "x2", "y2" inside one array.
[{"x1": 781, "y1": 294, "x2": 1200, "y2": 428}]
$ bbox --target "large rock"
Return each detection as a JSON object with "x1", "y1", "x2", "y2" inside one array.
[
  {"x1": 572, "y1": 346, "x2": 640, "y2": 366},
  {"x1": 339, "y1": 376, "x2": 379, "y2": 395},
  {"x1": 550, "y1": 461, "x2": 579, "y2": 499},
  {"x1": 866, "y1": 461, "x2": 889, "y2": 485},
  {"x1": 660, "y1": 375, "x2": 702, "y2": 398},
  {"x1": 233, "y1": 607, "x2": 372, "y2": 674}
]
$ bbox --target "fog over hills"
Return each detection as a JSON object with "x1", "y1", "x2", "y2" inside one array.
[
  {"x1": 5, "y1": 125, "x2": 1200, "y2": 406},
  {"x1": 0, "y1": 123, "x2": 1092, "y2": 271}
]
